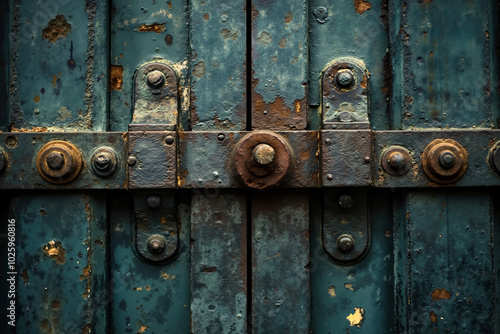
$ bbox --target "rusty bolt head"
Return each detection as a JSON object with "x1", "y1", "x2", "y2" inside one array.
[
  {"x1": 147, "y1": 235, "x2": 165, "y2": 254},
  {"x1": 438, "y1": 151, "x2": 455, "y2": 169},
  {"x1": 338, "y1": 195, "x2": 354, "y2": 209},
  {"x1": 252, "y1": 144, "x2": 276, "y2": 166},
  {"x1": 422, "y1": 139, "x2": 468, "y2": 184},
  {"x1": 381, "y1": 146, "x2": 412, "y2": 176},
  {"x1": 335, "y1": 70, "x2": 355, "y2": 90},
  {"x1": 165, "y1": 135, "x2": 175, "y2": 145},
  {"x1": 146, "y1": 195, "x2": 161, "y2": 209},
  {"x1": 127, "y1": 156, "x2": 137, "y2": 166},
  {"x1": 389, "y1": 152, "x2": 406, "y2": 169},
  {"x1": 6, "y1": 136, "x2": 18, "y2": 148},
  {"x1": 146, "y1": 70, "x2": 166, "y2": 89},
  {"x1": 47, "y1": 152, "x2": 64, "y2": 170},
  {"x1": 337, "y1": 235, "x2": 355, "y2": 253},
  {"x1": 91, "y1": 147, "x2": 117, "y2": 177}
]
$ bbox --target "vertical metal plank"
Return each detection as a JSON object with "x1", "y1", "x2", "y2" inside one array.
[
  {"x1": 109, "y1": 192, "x2": 190, "y2": 333},
  {"x1": 9, "y1": 0, "x2": 108, "y2": 131},
  {"x1": 400, "y1": 191, "x2": 494, "y2": 332},
  {"x1": 309, "y1": 0, "x2": 389, "y2": 130},
  {"x1": 0, "y1": 1, "x2": 10, "y2": 130},
  {"x1": 190, "y1": 0, "x2": 247, "y2": 131},
  {"x1": 252, "y1": 191, "x2": 310, "y2": 332},
  {"x1": 191, "y1": 191, "x2": 247, "y2": 333},
  {"x1": 389, "y1": 0, "x2": 495, "y2": 130},
  {"x1": 311, "y1": 190, "x2": 395, "y2": 333},
  {"x1": 251, "y1": 0, "x2": 308, "y2": 130},
  {"x1": 110, "y1": 0, "x2": 189, "y2": 131},
  {"x1": 1, "y1": 194, "x2": 107, "y2": 333}
]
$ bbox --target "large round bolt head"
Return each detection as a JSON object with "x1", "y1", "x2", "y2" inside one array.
[
  {"x1": 146, "y1": 70, "x2": 166, "y2": 89},
  {"x1": 337, "y1": 235, "x2": 355, "y2": 253},
  {"x1": 335, "y1": 70, "x2": 354, "y2": 89},
  {"x1": 47, "y1": 152, "x2": 64, "y2": 170},
  {"x1": 252, "y1": 143, "x2": 276, "y2": 166},
  {"x1": 439, "y1": 151, "x2": 455, "y2": 169},
  {"x1": 389, "y1": 152, "x2": 406, "y2": 169},
  {"x1": 148, "y1": 236, "x2": 165, "y2": 254},
  {"x1": 94, "y1": 154, "x2": 110, "y2": 170},
  {"x1": 338, "y1": 195, "x2": 354, "y2": 209},
  {"x1": 146, "y1": 195, "x2": 161, "y2": 209}
]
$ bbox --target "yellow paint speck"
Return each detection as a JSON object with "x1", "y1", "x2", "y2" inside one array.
[
  {"x1": 344, "y1": 283, "x2": 354, "y2": 291},
  {"x1": 161, "y1": 271, "x2": 176, "y2": 281},
  {"x1": 328, "y1": 286, "x2": 336, "y2": 297},
  {"x1": 347, "y1": 307, "x2": 364, "y2": 327}
]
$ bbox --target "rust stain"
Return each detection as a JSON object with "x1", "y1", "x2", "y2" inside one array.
[
  {"x1": 430, "y1": 311, "x2": 438, "y2": 323},
  {"x1": 34, "y1": 94, "x2": 40, "y2": 103},
  {"x1": 203, "y1": 13, "x2": 209, "y2": 20},
  {"x1": 168, "y1": 2, "x2": 172, "y2": 10},
  {"x1": 22, "y1": 269, "x2": 29, "y2": 284},
  {"x1": 160, "y1": 271, "x2": 176, "y2": 280},
  {"x1": 347, "y1": 307, "x2": 365, "y2": 327},
  {"x1": 138, "y1": 325, "x2": 148, "y2": 333},
  {"x1": 164, "y1": 34, "x2": 173, "y2": 45},
  {"x1": 137, "y1": 23, "x2": 166, "y2": 33},
  {"x1": 278, "y1": 37, "x2": 287, "y2": 48},
  {"x1": 353, "y1": 0, "x2": 372, "y2": 14},
  {"x1": 10, "y1": 126, "x2": 48, "y2": 132},
  {"x1": 51, "y1": 300, "x2": 61, "y2": 310},
  {"x1": 284, "y1": 12, "x2": 293, "y2": 23},
  {"x1": 345, "y1": 283, "x2": 354, "y2": 290},
  {"x1": 431, "y1": 288, "x2": 451, "y2": 300},
  {"x1": 360, "y1": 75, "x2": 368, "y2": 89},
  {"x1": 42, "y1": 15, "x2": 71, "y2": 42},
  {"x1": 42, "y1": 240, "x2": 66, "y2": 265},
  {"x1": 110, "y1": 65, "x2": 124, "y2": 91},
  {"x1": 328, "y1": 286, "x2": 336, "y2": 297},
  {"x1": 51, "y1": 75, "x2": 59, "y2": 88},
  {"x1": 145, "y1": 286, "x2": 151, "y2": 291}
]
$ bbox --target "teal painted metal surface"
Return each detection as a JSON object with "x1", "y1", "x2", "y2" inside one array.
[{"x1": 9, "y1": 0, "x2": 109, "y2": 132}]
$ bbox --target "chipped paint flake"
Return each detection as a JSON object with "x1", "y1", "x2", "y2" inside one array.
[
  {"x1": 56, "y1": 106, "x2": 72, "y2": 122},
  {"x1": 110, "y1": 65, "x2": 124, "y2": 91},
  {"x1": 344, "y1": 283, "x2": 354, "y2": 290},
  {"x1": 137, "y1": 23, "x2": 166, "y2": 33},
  {"x1": 161, "y1": 271, "x2": 176, "y2": 280},
  {"x1": 353, "y1": 0, "x2": 372, "y2": 14},
  {"x1": 42, "y1": 240, "x2": 66, "y2": 264},
  {"x1": 328, "y1": 286, "x2": 336, "y2": 297},
  {"x1": 347, "y1": 307, "x2": 365, "y2": 327},
  {"x1": 431, "y1": 288, "x2": 451, "y2": 300},
  {"x1": 256, "y1": 31, "x2": 272, "y2": 45},
  {"x1": 42, "y1": 15, "x2": 71, "y2": 42}
]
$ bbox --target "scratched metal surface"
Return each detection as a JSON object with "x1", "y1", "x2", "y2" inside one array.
[
  {"x1": 1, "y1": 193, "x2": 107, "y2": 333},
  {"x1": 8, "y1": 0, "x2": 108, "y2": 132}
]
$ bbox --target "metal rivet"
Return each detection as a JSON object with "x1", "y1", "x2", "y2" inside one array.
[
  {"x1": 94, "y1": 154, "x2": 110, "y2": 170},
  {"x1": 46, "y1": 152, "x2": 64, "y2": 170},
  {"x1": 438, "y1": 151, "x2": 455, "y2": 169},
  {"x1": 146, "y1": 195, "x2": 161, "y2": 209},
  {"x1": 5, "y1": 136, "x2": 18, "y2": 148},
  {"x1": 252, "y1": 144, "x2": 276, "y2": 166},
  {"x1": 127, "y1": 156, "x2": 137, "y2": 166},
  {"x1": 146, "y1": 70, "x2": 166, "y2": 89},
  {"x1": 388, "y1": 152, "x2": 405, "y2": 169},
  {"x1": 335, "y1": 70, "x2": 355, "y2": 90},
  {"x1": 326, "y1": 174, "x2": 334, "y2": 181},
  {"x1": 91, "y1": 147, "x2": 117, "y2": 177},
  {"x1": 165, "y1": 135, "x2": 175, "y2": 145},
  {"x1": 217, "y1": 133, "x2": 225, "y2": 141},
  {"x1": 147, "y1": 236, "x2": 165, "y2": 254},
  {"x1": 364, "y1": 156, "x2": 371, "y2": 163},
  {"x1": 336, "y1": 235, "x2": 355, "y2": 253},
  {"x1": 325, "y1": 138, "x2": 332, "y2": 145},
  {"x1": 338, "y1": 195, "x2": 354, "y2": 209}
]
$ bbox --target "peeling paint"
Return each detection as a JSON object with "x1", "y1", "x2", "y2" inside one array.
[
  {"x1": 137, "y1": 23, "x2": 166, "y2": 33},
  {"x1": 347, "y1": 307, "x2": 365, "y2": 327},
  {"x1": 353, "y1": 0, "x2": 372, "y2": 14},
  {"x1": 220, "y1": 28, "x2": 239, "y2": 40},
  {"x1": 344, "y1": 283, "x2": 354, "y2": 290},
  {"x1": 161, "y1": 271, "x2": 176, "y2": 281},
  {"x1": 284, "y1": 12, "x2": 293, "y2": 23},
  {"x1": 278, "y1": 37, "x2": 287, "y2": 48},
  {"x1": 193, "y1": 61, "x2": 206, "y2": 78},
  {"x1": 42, "y1": 240, "x2": 66, "y2": 265},
  {"x1": 431, "y1": 288, "x2": 451, "y2": 300},
  {"x1": 42, "y1": 15, "x2": 71, "y2": 42},
  {"x1": 328, "y1": 286, "x2": 336, "y2": 297},
  {"x1": 256, "y1": 31, "x2": 272, "y2": 45},
  {"x1": 430, "y1": 311, "x2": 437, "y2": 323},
  {"x1": 110, "y1": 65, "x2": 124, "y2": 91},
  {"x1": 56, "y1": 106, "x2": 72, "y2": 122}
]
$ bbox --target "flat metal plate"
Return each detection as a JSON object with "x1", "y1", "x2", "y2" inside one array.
[{"x1": 0, "y1": 132, "x2": 126, "y2": 189}]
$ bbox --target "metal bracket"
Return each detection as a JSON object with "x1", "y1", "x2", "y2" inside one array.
[{"x1": 322, "y1": 189, "x2": 370, "y2": 265}]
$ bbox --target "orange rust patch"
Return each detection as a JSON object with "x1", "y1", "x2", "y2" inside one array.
[
  {"x1": 42, "y1": 15, "x2": 71, "y2": 42},
  {"x1": 34, "y1": 95, "x2": 40, "y2": 103},
  {"x1": 284, "y1": 12, "x2": 293, "y2": 23},
  {"x1": 161, "y1": 271, "x2": 176, "y2": 280},
  {"x1": 138, "y1": 325, "x2": 148, "y2": 333},
  {"x1": 430, "y1": 311, "x2": 437, "y2": 323},
  {"x1": 203, "y1": 13, "x2": 209, "y2": 20},
  {"x1": 360, "y1": 75, "x2": 368, "y2": 89},
  {"x1": 110, "y1": 65, "x2": 124, "y2": 91},
  {"x1": 431, "y1": 288, "x2": 451, "y2": 300},
  {"x1": 42, "y1": 240, "x2": 66, "y2": 265},
  {"x1": 168, "y1": 2, "x2": 172, "y2": 10},
  {"x1": 145, "y1": 286, "x2": 151, "y2": 291},
  {"x1": 51, "y1": 75, "x2": 59, "y2": 88},
  {"x1": 278, "y1": 37, "x2": 287, "y2": 48},
  {"x1": 10, "y1": 126, "x2": 48, "y2": 132},
  {"x1": 353, "y1": 0, "x2": 372, "y2": 14},
  {"x1": 137, "y1": 23, "x2": 166, "y2": 33}
]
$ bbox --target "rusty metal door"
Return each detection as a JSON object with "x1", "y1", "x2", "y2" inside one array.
[{"x1": 1, "y1": 0, "x2": 500, "y2": 333}]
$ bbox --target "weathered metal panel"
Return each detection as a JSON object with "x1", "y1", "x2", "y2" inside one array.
[
  {"x1": 110, "y1": 0, "x2": 189, "y2": 131},
  {"x1": 191, "y1": 191, "x2": 247, "y2": 333},
  {"x1": 252, "y1": 191, "x2": 310, "y2": 332},
  {"x1": 251, "y1": 0, "x2": 308, "y2": 130},
  {"x1": 311, "y1": 190, "x2": 395, "y2": 332},
  {"x1": 389, "y1": 0, "x2": 496, "y2": 129},
  {"x1": 309, "y1": 0, "x2": 389, "y2": 130},
  {"x1": 397, "y1": 191, "x2": 494, "y2": 332},
  {"x1": 9, "y1": 0, "x2": 109, "y2": 132},
  {"x1": 109, "y1": 191, "x2": 190, "y2": 333},
  {"x1": 1, "y1": 193, "x2": 107, "y2": 333},
  {"x1": 190, "y1": 0, "x2": 247, "y2": 131}
]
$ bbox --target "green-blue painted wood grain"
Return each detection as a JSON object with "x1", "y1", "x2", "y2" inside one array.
[
  {"x1": 309, "y1": 0, "x2": 389, "y2": 130},
  {"x1": 190, "y1": 0, "x2": 247, "y2": 131},
  {"x1": 400, "y1": 191, "x2": 494, "y2": 332},
  {"x1": 3, "y1": 193, "x2": 107, "y2": 333},
  {"x1": 9, "y1": 0, "x2": 108, "y2": 131},
  {"x1": 311, "y1": 190, "x2": 395, "y2": 333},
  {"x1": 109, "y1": 192, "x2": 190, "y2": 333},
  {"x1": 389, "y1": 0, "x2": 497, "y2": 129},
  {"x1": 110, "y1": 0, "x2": 189, "y2": 131}
]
